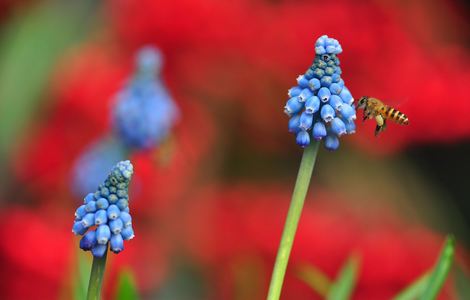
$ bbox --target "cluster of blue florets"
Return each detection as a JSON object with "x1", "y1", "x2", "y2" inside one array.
[
  {"x1": 113, "y1": 46, "x2": 179, "y2": 150},
  {"x1": 284, "y1": 35, "x2": 356, "y2": 150},
  {"x1": 72, "y1": 160, "x2": 134, "y2": 258}
]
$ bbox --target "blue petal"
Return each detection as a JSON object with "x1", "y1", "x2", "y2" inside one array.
[
  {"x1": 312, "y1": 122, "x2": 327, "y2": 140},
  {"x1": 109, "y1": 218, "x2": 124, "y2": 234},
  {"x1": 296, "y1": 130, "x2": 310, "y2": 148},
  {"x1": 91, "y1": 243, "x2": 108, "y2": 258},
  {"x1": 331, "y1": 118, "x2": 347, "y2": 136},
  {"x1": 329, "y1": 83, "x2": 342, "y2": 95},
  {"x1": 288, "y1": 115, "x2": 301, "y2": 133},
  {"x1": 288, "y1": 86, "x2": 302, "y2": 97},
  {"x1": 296, "y1": 75, "x2": 309, "y2": 88},
  {"x1": 305, "y1": 96, "x2": 320, "y2": 114},
  {"x1": 94, "y1": 210, "x2": 108, "y2": 226},
  {"x1": 329, "y1": 95, "x2": 343, "y2": 111},
  {"x1": 80, "y1": 230, "x2": 96, "y2": 251},
  {"x1": 324, "y1": 135, "x2": 340, "y2": 151},
  {"x1": 110, "y1": 234, "x2": 124, "y2": 254},
  {"x1": 320, "y1": 76, "x2": 332, "y2": 87},
  {"x1": 339, "y1": 87, "x2": 353, "y2": 104},
  {"x1": 96, "y1": 198, "x2": 109, "y2": 210},
  {"x1": 308, "y1": 78, "x2": 321, "y2": 91},
  {"x1": 284, "y1": 97, "x2": 303, "y2": 116},
  {"x1": 299, "y1": 112, "x2": 314, "y2": 130},
  {"x1": 72, "y1": 221, "x2": 87, "y2": 235},
  {"x1": 96, "y1": 224, "x2": 111, "y2": 245},
  {"x1": 107, "y1": 205, "x2": 120, "y2": 220},
  {"x1": 321, "y1": 104, "x2": 335, "y2": 123},
  {"x1": 81, "y1": 213, "x2": 95, "y2": 228},
  {"x1": 318, "y1": 87, "x2": 331, "y2": 102},
  {"x1": 340, "y1": 103, "x2": 356, "y2": 121},
  {"x1": 298, "y1": 88, "x2": 313, "y2": 102},
  {"x1": 121, "y1": 226, "x2": 135, "y2": 241}
]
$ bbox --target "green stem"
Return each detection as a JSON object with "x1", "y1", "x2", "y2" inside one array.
[
  {"x1": 86, "y1": 250, "x2": 108, "y2": 300},
  {"x1": 267, "y1": 141, "x2": 320, "y2": 300}
]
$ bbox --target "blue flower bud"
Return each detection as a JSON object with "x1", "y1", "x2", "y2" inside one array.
[
  {"x1": 321, "y1": 104, "x2": 335, "y2": 123},
  {"x1": 325, "y1": 67, "x2": 335, "y2": 75},
  {"x1": 329, "y1": 83, "x2": 342, "y2": 95},
  {"x1": 320, "y1": 76, "x2": 332, "y2": 87},
  {"x1": 312, "y1": 122, "x2": 327, "y2": 140},
  {"x1": 339, "y1": 87, "x2": 353, "y2": 104},
  {"x1": 85, "y1": 201, "x2": 97, "y2": 213},
  {"x1": 296, "y1": 130, "x2": 310, "y2": 148},
  {"x1": 316, "y1": 60, "x2": 327, "y2": 69},
  {"x1": 331, "y1": 118, "x2": 347, "y2": 136},
  {"x1": 284, "y1": 97, "x2": 303, "y2": 116},
  {"x1": 298, "y1": 88, "x2": 313, "y2": 102},
  {"x1": 123, "y1": 207, "x2": 130, "y2": 213},
  {"x1": 109, "y1": 218, "x2": 124, "y2": 234},
  {"x1": 325, "y1": 135, "x2": 340, "y2": 151},
  {"x1": 329, "y1": 95, "x2": 343, "y2": 111},
  {"x1": 121, "y1": 226, "x2": 135, "y2": 241},
  {"x1": 91, "y1": 244, "x2": 108, "y2": 258},
  {"x1": 75, "y1": 205, "x2": 87, "y2": 219},
  {"x1": 315, "y1": 46, "x2": 326, "y2": 55},
  {"x1": 304, "y1": 68, "x2": 315, "y2": 79},
  {"x1": 96, "y1": 224, "x2": 111, "y2": 245},
  {"x1": 331, "y1": 73, "x2": 340, "y2": 83},
  {"x1": 288, "y1": 115, "x2": 301, "y2": 133},
  {"x1": 100, "y1": 186, "x2": 110, "y2": 197},
  {"x1": 136, "y1": 46, "x2": 162, "y2": 75},
  {"x1": 107, "y1": 205, "x2": 120, "y2": 220},
  {"x1": 94, "y1": 209, "x2": 108, "y2": 225},
  {"x1": 344, "y1": 119, "x2": 356, "y2": 134},
  {"x1": 81, "y1": 213, "x2": 95, "y2": 228},
  {"x1": 108, "y1": 194, "x2": 118, "y2": 204},
  {"x1": 120, "y1": 212, "x2": 132, "y2": 227},
  {"x1": 96, "y1": 198, "x2": 109, "y2": 210},
  {"x1": 110, "y1": 234, "x2": 124, "y2": 254},
  {"x1": 80, "y1": 230, "x2": 96, "y2": 251},
  {"x1": 116, "y1": 199, "x2": 128, "y2": 210},
  {"x1": 313, "y1": 68, "x2": 325, "y2": 78},
  {"x1": 72, "y1": 221, "x2": 87, "y2": 235},
  {"x1": 299, "y1": 112, "x2": 314, "y2": 130},
  {"x1": 296, "y1": 75, "x2": 309, "y2": 88},
  {"x1": 305, "y1": 96, "x2": 320, "y2": 114},
  {"x1": 308, "y1": 78, "x2": 321, "y2": 91},
  {"x1": 340, "y1": 103, "x2": 356, "y2": 121},
  {"x1": 288, "y1": 86, "x2": 302, "y2": 97},
  {"x1": 116, "y1": 189, "x2": 127, "y2": 198},
  {"x1": 318, "y1": 87, "x2": 331, "y2": 102},
  {"x1": 84, "y1": 193, "x2": 95, "y2": 204}
]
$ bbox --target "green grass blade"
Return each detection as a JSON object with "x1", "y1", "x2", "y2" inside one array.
[
  {"x1": 326, "y1": 255, "x2": 359, "y2": 300},
  {"x1": 295, "y1": 263, "x2": 332, "y2": 297},
  {"x1": 393, "y1": 272, "x2": 431, "y2": 300},
  {"x1": 454, "y1": 265, "x2": 470, "y2": 300},
  {"x1": 116, "y1": 269, "x2": 139, "y2": 300},
  {"x1": 420, "y1": 236, "x2": 456, "y2": 300}
]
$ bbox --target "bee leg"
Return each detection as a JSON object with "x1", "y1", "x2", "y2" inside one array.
[
  {"x1": 362, "y1": 111, "x2": 370, "y2": 122},
  {"x1": 374, "y1": 116, "x2": 385, "y2": 136}
]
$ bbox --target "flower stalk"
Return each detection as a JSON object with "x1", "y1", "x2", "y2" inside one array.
[
  {"x1": 86, "y1": 250, "x2": 108, "y2": 300},
  {"x1": 267, "y1": 141, "x2": 320, "y2": 300}
]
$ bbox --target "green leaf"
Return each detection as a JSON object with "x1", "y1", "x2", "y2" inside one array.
[
  {"x1": 393, "y1": 272, "x2": 431, "y2": 300},
  {"x1": 420, "y1": 236, "x2": 456, "y2": 300},
  {"x1": 327, "y1": 255, "x2": 359, "y2": 300},
  {"x1": 73, "y1": 250, "x2": 91, "y2": 300},
  {"x1": 116, "y1": 269, "x2": 139, "y2": 300},
  {"x1": 295, "y1": 263, "x2": 331, "y2": 297}
]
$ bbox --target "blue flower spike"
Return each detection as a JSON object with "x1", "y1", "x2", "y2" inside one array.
[
  {"x1": 283, "y1": 35, "x2": 356, "y2": 150},
  {"x1": 72, "y1": 160, "x2": 135, "y2": 257},
  {"x1": 113, "y1": 46, "x2": 179, "y2": 150}
]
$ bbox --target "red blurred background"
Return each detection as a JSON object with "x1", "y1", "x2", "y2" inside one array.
[{"x1": 0, "y1": 0, "x2": 469, "y2": 299}]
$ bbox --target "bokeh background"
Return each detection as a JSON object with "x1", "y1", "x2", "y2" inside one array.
[{"x1": 0, "y1": 0, "x2": 469, "y2": 299}]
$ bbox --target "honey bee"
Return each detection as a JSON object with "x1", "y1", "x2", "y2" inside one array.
[{"x1": 356, "y1": 96, "x2": 409, "y2": 136}]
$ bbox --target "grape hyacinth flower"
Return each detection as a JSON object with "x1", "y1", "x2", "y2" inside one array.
[
  {"x1": 71, "y1": 137, "x2": 127, "y2": 197},
  {"x1": 269, "y1": 36, "x2": 356, "y2": 300},
  {"x1": 113, "y1": 46, "x2": 179, "y2": 150},
  {"x1": 72, "y1": 160, "x2": 134, "y2": 257},
  {"x1": 284, "y1": 35, "x2": 356, "y2": 151}
]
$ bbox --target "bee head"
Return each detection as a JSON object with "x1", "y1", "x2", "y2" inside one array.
[{"x1": 357, "y1": 96, "x2": 369, "y2": 109}]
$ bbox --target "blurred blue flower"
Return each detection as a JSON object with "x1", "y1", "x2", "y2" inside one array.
[
  {"x1": 284, "y1": 35, "x2": 356, "y2": 150},
  {"x1": 113, "y1": 46, "x2": 179, "y2": 150},
  {"x1": 72, "y1": 160, "x2": 135, "y2": 258},
  {"x1": 71, "y1": 137, "x2": 127, "y2": 197}
]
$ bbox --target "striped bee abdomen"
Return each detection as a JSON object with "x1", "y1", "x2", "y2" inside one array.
[{"x1": 385, "y1": 106, "x2": 409, "y2": 125}]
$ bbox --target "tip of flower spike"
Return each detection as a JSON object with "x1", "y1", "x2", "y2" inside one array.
[
  {"x1": 136, "y1": 46, "x2": 163, "y2": 74},
  {"x1": 107, "y1": 161, "x2": 134, "y2": 186},
  {"x1": 315, "y1": 35, "x2": 342, "y2": 55}
]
